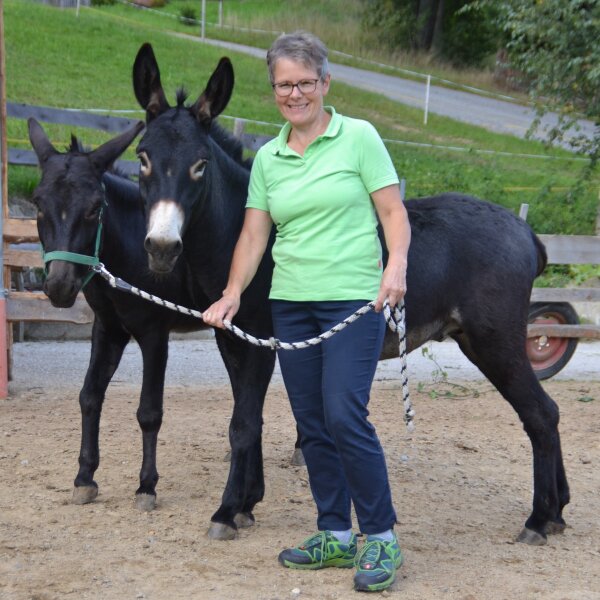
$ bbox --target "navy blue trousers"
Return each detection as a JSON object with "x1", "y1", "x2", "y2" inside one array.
[{"x1": 271, "y1": 300, "x2": 397, "y2": 534}]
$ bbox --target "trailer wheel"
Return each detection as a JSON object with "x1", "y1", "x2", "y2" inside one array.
[{"x1": 527, "y1": 302, "x2": 579, "y2": 380}]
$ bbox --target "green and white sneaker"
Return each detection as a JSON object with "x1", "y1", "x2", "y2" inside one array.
[
  {"x1": 278, "y1": 530, "x2": 357, "y2": 570},
  {"x1": 354, "y1": 534, "x2": 403, "y2": 592}
]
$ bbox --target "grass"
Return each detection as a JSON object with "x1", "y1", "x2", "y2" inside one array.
[{"x1": 4, "y1": 0, "x2": 599, "y2": 239}]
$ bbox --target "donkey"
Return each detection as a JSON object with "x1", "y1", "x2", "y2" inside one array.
[
  {"x1": 28, "y1": 118, "x2": 207, "y2": 511},
  {"x1": 132, "y1": 43, "x2": 569, "y2": 546}
]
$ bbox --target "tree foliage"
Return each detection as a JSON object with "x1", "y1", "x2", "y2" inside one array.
[
  {"x1": 475, "y1": 0, "x2": 600, "y2": 163},
  {"x1": 361, "y1": 0, "x2": 497, "y2": 66}
]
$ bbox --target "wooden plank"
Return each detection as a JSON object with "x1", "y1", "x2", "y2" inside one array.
[
  {"x1": 539, "y1": 234, "x2": 600, "y2": 265},
  {"x1": 527, "y1": 323, "x2": 600, "y2": 339},
  {"x1": 4, "y1": 248, "x2": 43, "y2": 268},
  {"x1": 3, "y1": 218, "x2": 38, "y2": 243},
  {"x1": 6, "y1": 291, "x2": 93, "y2": 324},
  {"x1": 7, "y1": 102, "x2": 142, "y2": 134},
  {"x1": 531, "y1": 287, "x2": 600, "y2": 303},
  {"x1": 1, "y1": 0, "x2": 11, "y2": 391}
]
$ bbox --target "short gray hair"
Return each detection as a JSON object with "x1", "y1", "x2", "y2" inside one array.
[{"x1": 266, "y1": 31, "x2": 329, "y2": 83}]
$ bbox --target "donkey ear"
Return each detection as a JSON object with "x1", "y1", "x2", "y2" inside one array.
[
  {"x1": 191, "y1": 57, "x2": 234, "y2": 125},
  {"x1": 28, "y1": 118, "x2": 58, "y2": 165},
  {"x1": 90, "y1": 121, "x2": 145, "y2": 174},
  {"x1": 132, "y1": 43, "x2": 170, "y2": 122}
]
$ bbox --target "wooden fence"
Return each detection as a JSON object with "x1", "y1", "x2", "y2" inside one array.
[
  {"x1": 3, "y1": 103, "x2": 272, "y2": 325},
  {"x1": 3, "y1": 102, "x2": 600, "y2": 359},
  {"x1": 528, "y1": 234, "x2": 600, "y2": 339}
]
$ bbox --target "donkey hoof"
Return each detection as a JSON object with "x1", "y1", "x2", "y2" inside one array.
[
  {"x1": 545, "y1": 520, "x2": 567, "y2": 535},
  {"x1": 135, "y1": 493, "x2": 157, "y2": 512},
  {"x1": 72, "y1": 485, "x2": 98, "y2": 505},
  {"x1": 207, "y1": 522, "x2": 238, "y2": 540},
  {"x1": 290, "y1": 448, "x2": 306, "y2": 467},
  {"x1": 516, "y1": 527, "x2": 547, "y2": 546},
  {"x1": 234, "y1": 512, "x2": 255, "y2": 529}
]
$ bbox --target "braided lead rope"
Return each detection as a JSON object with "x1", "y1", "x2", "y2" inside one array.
[{"x1": 93, "y1": 263, "x2": 414, "y2": 431}]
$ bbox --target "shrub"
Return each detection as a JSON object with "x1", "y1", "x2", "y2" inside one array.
[{"x1": 179, "y1": 5, "x2": 197, "y2": 25}]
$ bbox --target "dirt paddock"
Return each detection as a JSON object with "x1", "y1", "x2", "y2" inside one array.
[{"x1": 1, "y1": 374, "x2": 599, "y2": 600}]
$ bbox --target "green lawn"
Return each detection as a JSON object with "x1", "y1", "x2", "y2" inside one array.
[{"x1": 4, "y1": 0, "x2": 599, "y2": 237}]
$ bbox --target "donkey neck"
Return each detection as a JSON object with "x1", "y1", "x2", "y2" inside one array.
[
  {"x1": 183, "y1": 138, "x2": 250, "y2": 295},
  {"x1": 100, "y1": 173, "x2": 147, "y2": 272}
]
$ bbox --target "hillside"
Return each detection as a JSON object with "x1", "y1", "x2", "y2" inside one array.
[{"x1": 3, "y1": 0, "x2": 598, "y2": 236}]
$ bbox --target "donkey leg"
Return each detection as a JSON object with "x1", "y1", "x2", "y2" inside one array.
[
  {"x1": 454, "y1": 331, "x2": 569, "y2": 544},
  {"x1": 290, "y1": 425, "x2": 305, "y2": 467},
  {"x1": 208, "y1": 331, "x2": 275, "y2": 540},
  {"x1": 73, "y1": 319, "x2": 130, "y2": 505},
  {"x1": 543, "y1": 432, "x2": 569, "y2": 535},
  {"x1": 132, "y1": 327, "x2": 170, "y2": 511}
]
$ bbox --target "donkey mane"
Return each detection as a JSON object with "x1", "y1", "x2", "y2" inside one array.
[
  {"x1": 209, "y1": 121, "x2": 252, "y2": 169},
  {"x1": 176, "y1": 88, "x2": 188, "y2": 107}
]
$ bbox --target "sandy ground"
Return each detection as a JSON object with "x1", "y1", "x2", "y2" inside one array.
[{"x1": 1, "y1": 341, "x2": 600, "y2": 600}]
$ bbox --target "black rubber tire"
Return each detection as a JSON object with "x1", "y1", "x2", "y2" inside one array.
[{"x1": 527, "y1": 302, "x2": 579, "y2": 380}]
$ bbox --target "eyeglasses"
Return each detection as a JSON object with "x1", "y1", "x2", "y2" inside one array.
[{"x1": 272, "y1": 79, "x2": 320, "y2": 97}]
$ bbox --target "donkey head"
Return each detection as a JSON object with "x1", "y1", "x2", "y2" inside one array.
[
  {"x1": 28, "y1": 118, "x2": 144, "y2": 307},
  {"x1": 132, "y1": 43, "x2": 234, "y2": 273}
]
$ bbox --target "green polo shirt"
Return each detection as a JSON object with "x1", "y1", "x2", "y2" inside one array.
[{"x1": 246, "y1": 107, "x2": 399, "y2": 301}]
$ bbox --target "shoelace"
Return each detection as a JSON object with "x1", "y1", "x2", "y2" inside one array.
[
  {"x1": 299, "y1": 531, "x2": 327, "y2": 567},
  {"x1": 356, "y1": 539, "x2": 382, "y2": 568}
]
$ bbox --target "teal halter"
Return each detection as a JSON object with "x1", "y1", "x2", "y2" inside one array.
[{"x1": 42, "y1": 199, "x2": 107, "y2": 290}]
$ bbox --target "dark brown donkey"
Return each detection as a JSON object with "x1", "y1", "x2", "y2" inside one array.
[{"x1": 29, "y1": 119, "x2": 206, "y2": 512}]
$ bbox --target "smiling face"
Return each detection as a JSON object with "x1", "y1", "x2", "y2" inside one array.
[{"x1": 272, "y1": 57, "x2": 330, "y2": 131}]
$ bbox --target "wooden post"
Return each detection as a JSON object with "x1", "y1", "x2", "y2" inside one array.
[
  {"x1": 423, "y1": 74, "x2": 431, "y2": 125},
  {"x1": 596, "y1": 187, "x2": 600, "y2": 235},
  {"x1": 200, "y1": 0, "x2": 206, "y2": 39},
  {"x1": 519, "y1": 203, "x2": 529, "y2": 221},
  {"x1": 233, "y1": 118, "x2": 245, "y2": 138},
  {"x1": 0, "y1": 0, "x2": 10, "y2": 398}
]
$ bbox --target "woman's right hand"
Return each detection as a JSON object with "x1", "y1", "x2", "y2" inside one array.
[{"x1": 202, "y1": 293, "x2": 241, "y2": 329}]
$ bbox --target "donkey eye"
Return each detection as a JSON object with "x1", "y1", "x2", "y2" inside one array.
[
  {"x1": 138, "y1": 151, "x2": 151, "y2": 176},
  {"x1": 85, "y1": 205, "x2": 101, "y2": 221},
  {"x1": 190, "y1": 159, "x2": 207, "y2": 181}
]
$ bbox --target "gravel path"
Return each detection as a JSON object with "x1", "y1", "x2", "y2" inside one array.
[{"x1": 9, "y1": 337, "x2": 599, "y2": 395}]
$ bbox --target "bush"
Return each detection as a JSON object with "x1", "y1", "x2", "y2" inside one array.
[
  {"x1": 179, "y1": 5, "x2": 197, "y2": 25},
  {"x1": 442, "y1": 3, "x2": 498, "y2": 67},
  {"x1": 91, "y1": 0, "x2": 117, "y2": 5}
]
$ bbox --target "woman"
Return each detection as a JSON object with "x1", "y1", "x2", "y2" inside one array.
[{"x1": 203, "y1": 31, "x2": 411, "y2": 593}]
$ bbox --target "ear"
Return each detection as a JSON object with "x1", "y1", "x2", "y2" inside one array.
[
  {"x1": 70, "y1": 134, "x2": 84, "y2": 153},
  {"x1": 28, "y1": 118, "x2": 58, "y2": 165},
  {"x1": 191, "y1": 57, "x2": 234, "y2": 125},
  {"x1": 132, "y1": 43, "x2": 170, "y2": 122},
  {"x1": 90, "y1": 121, "x2": 145, "y2": 174}
]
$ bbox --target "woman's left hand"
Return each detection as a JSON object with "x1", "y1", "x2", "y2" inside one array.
[{"x1": 374, "y1": 261, "x2": 407, "y2": 312}]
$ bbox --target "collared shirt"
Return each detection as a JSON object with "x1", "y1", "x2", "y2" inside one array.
[{"x1": 246, "y1": 106, "x2": 400, "y2": 301}]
